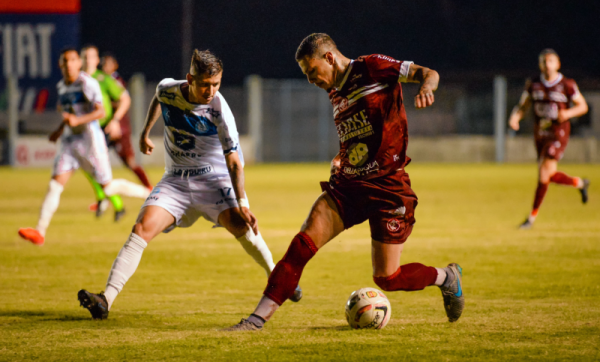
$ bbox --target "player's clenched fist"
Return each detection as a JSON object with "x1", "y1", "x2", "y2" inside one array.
[
  {"x1": 140, "y1": 135, "x2": 154, "y2": 155},
  {"x1": 62, "y1": 112, "x2": 80, "y2": 127},
  {"x1": 414, "y1": 89, "x2": 435, "y2": 109}
]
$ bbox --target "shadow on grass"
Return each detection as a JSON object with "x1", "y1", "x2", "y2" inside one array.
[
  {"x1": 308, "y1": 325, "x2": 351, "y2": 331},
  {"x1": 0, "y1": 310, "x2": 90, "y2": 321}
]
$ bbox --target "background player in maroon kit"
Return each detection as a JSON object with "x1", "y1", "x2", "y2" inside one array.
[
  {"x1": 509, "y1": 49, "x2": 590, "y2": 229},
  {"x1": 226, "y1": 33, "x2": 464, "y2": 331},
  {"x1": 100, "y1": 53, "x2": 153, "y2": 190}
]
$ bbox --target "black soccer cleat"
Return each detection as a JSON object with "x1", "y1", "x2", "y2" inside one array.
[
  {"x1": 519, "y1": 218, "x2": 533, "y2": 230},
  {"x1": 95, "y1": 199, "x2": 108, "y2": 218},
  {"x1": 221, "y1": 318, "x2": 263, "y2": 332},
  {"x1": 78, "y1": 289, "x2": 109, "y2": 320},
  {"x1": 114, "y1": 208, "x2": 126, "y2": 222},
  {"x1": 289, "y1": 285, "x2": 303, "y2": 303},
  {"x1": 439, "y1": 263, "x2": 464, "y2": 323},
  {"x1": 579, "y1": 179, "x2": 590, "y2": 204}
]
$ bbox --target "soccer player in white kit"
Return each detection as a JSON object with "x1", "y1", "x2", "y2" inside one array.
[
  {"x1": 18, "y1": 48, "x2": 151, "y2": 246},
  {"x1": 77, "y1": 49, "x2": 301, "y2": 320}
]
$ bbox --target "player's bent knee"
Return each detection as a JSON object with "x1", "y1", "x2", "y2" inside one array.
[{"x1": 132, "y1": 221, "x2": 157, "y2": 243}]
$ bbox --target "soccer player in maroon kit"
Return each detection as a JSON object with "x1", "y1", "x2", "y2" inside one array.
[
  {"x1": 509, "y1": 49, "x2": 590, "y2": 229},
  {"x1": 226, "y1": 33, "x2": 464, "y2": 331}
]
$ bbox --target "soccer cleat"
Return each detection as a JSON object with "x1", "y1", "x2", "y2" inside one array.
[
  {"x1": 579, "y1": 179, "x2": 590, "y2": 204},
  {"x1": 289, "y1": 285, "x2": 303, "y2": 303},
  {"x1": 439, "y1": 263, "x2": 464, "y2": 323},
  {"x1": 519, "y1": 219, "x2": 533, "y2": 230},
  {"x1": 114, "y1": 208, "x2": 126, "y2": 222},
  {"x1": 221, "y1": 318, "x2": 262, "y2": 332},
  {"x1": 78, "y1": 289, "x2": 109, "y2": 320},
  {"x1": 18, "y1": 228, "x2": 45, "y2": 245},
  {"x1": 91, "y1": 199, "x2": 110, "y2": 217}
]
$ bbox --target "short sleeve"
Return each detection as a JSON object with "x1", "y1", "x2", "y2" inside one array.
[
  {"x1": 156, "y1": 78, "x2": 176, "y2": 102},
  {"x1": 365, "y1": 54, "x2": 413, "y2": 84},
  {"x1": 212, "y1": 93, "x2": 240, "y2": 155},
  {"x1": 566, "y1": 79, "x2": 581, "y2": 101},
  {"x1": 105, "y1": 73, "x2": 125, "y2": 101},
  {"x1": 82, "y1": 77, "x2": 103, "y2": 106}
]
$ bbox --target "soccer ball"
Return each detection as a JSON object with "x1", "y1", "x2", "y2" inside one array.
[{"x1": 345, "y1": 287, "x2": 392, "y2": 329}]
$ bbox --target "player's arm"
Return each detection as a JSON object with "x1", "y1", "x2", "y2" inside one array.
[
  {"x1": 139, "y1": 94, "x2": 161, "y2": 155},
  {"x1": 405, "y1": 64, "x2": 439, "y2": 109},
  {"x1": 49, "y1": 102, "x2": 65, "y2": 142},
  {"x1": 104, "y1": 77, "x2": 131, "y2": 139},
  {"x1": 558, "y1": 93, "x2": 588, "y2": 123},
  {"x1": 62, "y1": 102, "x2": 105, "y2": 127},
  {"x1": 225, "y1": 151, "x2": 258, "y2": 235},
  {"x1": 508, "y1": 81, "x2": 532, "y2": 131}
]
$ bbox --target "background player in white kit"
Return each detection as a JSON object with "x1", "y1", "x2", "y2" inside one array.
[
  {"x1": 18, "y1": 48, "x2": 151, "y2": 246},
  {"x1": 77, "y1": 49, "x2": 301, "y2": 319}
]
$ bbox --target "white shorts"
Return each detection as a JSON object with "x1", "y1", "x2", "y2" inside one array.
[
  {"x1": 142, "y1": 173, "x2": 242, "y2": 233},
  {"x1": 52, "y1": 135, "x2": 112, "y2": 185}
]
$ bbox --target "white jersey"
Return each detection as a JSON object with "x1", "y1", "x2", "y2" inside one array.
[
  {"x1": 156, "y1": 79, "x2": 243, "y2": 177},
  {"x1": 57, "y1": 71, "x2": 105, "y2": 140}
]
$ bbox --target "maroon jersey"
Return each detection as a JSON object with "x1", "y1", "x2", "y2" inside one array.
[
  {"x1": 329, "y1": 54, "x2": 412, "y2": 182},
  {"x1": 526, "y1": 73, "x2": 580, "y2": 142}
]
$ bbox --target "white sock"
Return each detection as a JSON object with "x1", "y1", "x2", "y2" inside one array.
[
  {"x1": 434, "y1": 268, "x2": 447, "y2": 286},
  {"x1": 104, "y1": 233, "x2": 148, "y2": 309},
  {"x1": 36, "y1": 180, "x2": 64, "y2": 236},
  {"x1": 104, "y1": 179, "x2": 151, "y2": 199},
  {"x1": 575, "y1": 177, "x2": 584, "y2": 189},
  {"x1": 253, "y1": 295, "x2": 280, "y2": 322},
  {"x1": 236, "y1": 229, "x2": 276, "y2": 277}
]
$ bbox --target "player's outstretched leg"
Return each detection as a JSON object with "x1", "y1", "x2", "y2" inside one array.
[
  {"x1": 549, "y1": 171, "x2": 590, "y2": 204},
  {"x1": 103, "y1": 179, "x2": 151, "y2": 221},
  {"x1": 78, "y1": 290, "x2": 109, "y2": 320}
]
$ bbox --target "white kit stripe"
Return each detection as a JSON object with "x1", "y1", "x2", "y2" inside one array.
[{"x1": 348, "y1": 83, "x2": 389, "y2": 104}]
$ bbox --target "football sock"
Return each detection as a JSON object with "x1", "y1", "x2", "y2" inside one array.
[
  {"x1": 236, "y1": 229, "x2": 276, "y2": 277},
  {"x1": 531, "y1": 182, "x2": 549, "y2": 220},
  {"x1": 35, "y1": 179, "x2": 64, "y2": 236},
  {"x1": 247, "y1": 313, "x2": 266, "y2": 328},
  {"x1": 132, "y1": 166, "x2": 152, "y2": 189},
  {"x1": 263, "y1": 232, "x2": 318, "y2": 305},
  {"x1": 373, "y1": 263, "x2": 438, "y2": 292},
  {"x1": 104, "y1": 179, "x2": 151, "y2": 199},
  {"x1": 550, "y1": 172, "x2": 583, "y2": 188},
  {"x1": 434, "y1": 268, "x2": 447, "y2": 286},
  {"x1": 252, "y1": 295, "x2": 280, "y2": 322},
  {"x1": 528, "y1": 209, "x2": 539, "y2": 223},
  {"x1": 83, "y1": 171, "x2": 124, "y2": 211},
  {"x1": 441, "y1": 266, "x2": 456, "y2": 289},
  {"x1": 104, "y1": 233, "x2": 147, "y2": 309}
]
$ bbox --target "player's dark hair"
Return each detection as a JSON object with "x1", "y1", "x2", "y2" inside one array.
[
  {"x1": 539, "y1": 48, "x2": 559, "y2": 60},
  {"x1": 190, "y1": 49, "x2": 223, "y2": 77},
  {"x1": 60, "y1": 47, "x2": 79, "y2": 58},
  {"x1": 295, "y1": 33, "x2": 337, "y2": 60},
  {"x1": 81, "y1": 44, "x2": 99, "y2": 53},
  {"x1": 101, "y1": 51, "x2": 117, "y2": 61}
]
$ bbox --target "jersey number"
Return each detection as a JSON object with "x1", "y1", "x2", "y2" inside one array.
[
  {"x1": 219, "y1": 187, "x2": 232, "y2": 197},
  {"x1": 348, "y1": 143, "x2": 369, "y2": 167}
]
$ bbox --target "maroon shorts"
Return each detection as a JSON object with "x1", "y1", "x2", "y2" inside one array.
[
  {"x1": 320, "y1": 171, "x2": 417, "y2": 244},
  {"x1": 106, "y1": 116, "x2": 135, "y2": 161},
  {"x1": 535, "y1": 136, "x2": 569, "y2": 161}
]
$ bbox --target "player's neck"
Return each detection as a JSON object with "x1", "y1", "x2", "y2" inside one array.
[
  {"x1": 181, "y1": 83, "x2": 201, "y2": 104},
  {"x1": 85, "y1": 66, "x2": 97, "y2": 75},
  {"x1": 542, "y1": 71, "x2": 560, "y2": 83},
  {"x1": 64, "y1": 73, "x2": 78, "y2": 85},
  {"x1": 333, "y1": 56, "x2": 352, "y2": 89}
]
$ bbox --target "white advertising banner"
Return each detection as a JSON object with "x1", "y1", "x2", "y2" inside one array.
[{"x1": 14, "y1": 136, "x2": 57, "y2": 168}]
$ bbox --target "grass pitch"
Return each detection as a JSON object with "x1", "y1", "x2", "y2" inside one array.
[{"x1": 1, "y1": 163, "x2": 599, "y2": 361}]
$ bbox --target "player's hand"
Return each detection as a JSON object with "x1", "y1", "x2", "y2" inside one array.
[
  {"x1": 557, "y1": 109, "x2": 570, "y2": 123},
  {"x1": 62, "y1": 112, "x2": 80, "y2": 127},
  {"x1": 240, "y1": 207, "x2": 259, "y2": 235},
  {"x1": 105, "y1": 119, "x2": 122, "y2": 140},
  {"x1": 508, "y1": 115, "x2": 520, "y2": 131},
  {"x1": 49, "y1": 128, "x2": 63, "y2": 143},
  {"x1": 414, "y1": 88, "x2": 435, "y2": 109},
  {"x1": 330, "y1": 154, "x2": 341, "y2": 175},
  {"x1": 140, "y1": 135, "x2": 154, "y2": 155}
]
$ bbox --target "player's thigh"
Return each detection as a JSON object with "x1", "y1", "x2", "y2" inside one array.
[
  {"x1": 133, "y1": 205, "x2": 176, "y2": 242},
  {"x1": 76, "y1": 140, "x2": 113, "y2": 185},
  {"x1": 52, "y1": 143, "x2": 79, "y2": 184},
  {"x1": 218, "y1": 208, "x2": 248, "y2": 238},
  {"x1": 51, "y1": 170, "x2": 74, "y2": 186},
  {"x1": 371, "y1": 240, "x2": 404, "y2": 277},
  {"x1": 300, "y1": 192, "x2": 345, "y2": 249}
]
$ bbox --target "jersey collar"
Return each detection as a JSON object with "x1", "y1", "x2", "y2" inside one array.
[
  {"x1": 336, "y1": 60, "x2": 354, "y2": 91},
  {"x1": 541, "y1": 72, "x2": 563, "y2": 88}
]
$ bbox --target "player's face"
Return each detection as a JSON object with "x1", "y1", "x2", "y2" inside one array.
[
  {"x1": 298, "y1": 55, "x2": 335, "y2": 90},
  {"x1": 102, "y1": 56, "x2": 118, "y2": 74},
  {"x1": 539, "y1": 54, "x2": 560, "y2": 75},
  {"x1": 59, "y1": 50, "x2": 82, "y2": 81},
  {"x1": 188, "y1": 72, "x2": 222, "y2": 104},
  {"x1": 83, "y1": 48, "x2": 100, "y2": 72}
]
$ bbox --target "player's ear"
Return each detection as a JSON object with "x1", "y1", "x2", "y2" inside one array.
[
  {"x1": 324, "y1": 51, "x2": 335, "y2": 66},
  {"x1": 186, "y1": 73, "x2": 194, "y2": 85}
]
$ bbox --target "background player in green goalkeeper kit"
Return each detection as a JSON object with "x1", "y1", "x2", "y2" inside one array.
[{"x1": 81, "y1": 45, "x2": 146, "y2": 220}]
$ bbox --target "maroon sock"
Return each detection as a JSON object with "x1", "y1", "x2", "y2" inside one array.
[
  {"x1": 373, "y1": 263, "x2": 438, "y2": 292},
  {"x1": 263, "y1": 232, "x2": 318, "y2": 305},
  {"x1": 532, "y1": 182, "x2": 549, "y2": 212},
  {"x1": 132, "y1": 166, "x2": 152, "y2": 189},
  {"x1": 550, "y1": 172, "x2": 579, "y2": 187}
]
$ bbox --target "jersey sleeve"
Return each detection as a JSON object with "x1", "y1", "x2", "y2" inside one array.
[
  {"x1": 565, "y1": 79, "x2": 581, "y2": 101},
  {"x1": 365, "y1": 54, "x2": 413, "y2": 84},
  {"x1": 156, "y1": 78, "x2": 176, "y2": 103},
  {"x1": 104, "y1": 73, "x2": 125, "y2": 101},
  {"x1": 212, "y1": 93, "x2": 240, "y2": 155},
  {"x1": 82, "y1": 77, "x2": 103, "y2": 106}
]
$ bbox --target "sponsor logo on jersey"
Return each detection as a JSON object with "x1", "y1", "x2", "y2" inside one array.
[
  {"x1": 387, "y1": 219, "x2": 401, "y2": 232},
  {"x1": 532, "y1": 90, "x2": 545, "y2": 101},
  {"x1": 347, "y1": 143, "x2": 369, "y2": 167},
  {"x1": 338, "y1": 98, "x2": 349, "y2": 112},
  {"x1": 534, "y1": 103, "x2": 558, "y2": 120},
  {"x1": 375, "y1": 55, "x2": 400, "y2": 63},
  {"x1": 548, "y1": 92, "x2": 568, "y2": 103},
  {"x1": 350, "y1": 74, "x2": 362, "y2": 83},
  {"x1": 160, "y1": 90, "x2": 176, "y2": 100},
  {"x1": 343, "y1": 160, "x2": 379, "y2": 176},
  {"x1": 337, "y1": 110, "x2": 374, "y2": 142},
  {"x1": 201, "y1": 108, "x2": 221, "y2": 118},
  {"x1": 169, "y1": 127, "x2": 195, "y2": 151},
  {"x1": 172, "y1": 166, "x2": 212, "y2": 177}
]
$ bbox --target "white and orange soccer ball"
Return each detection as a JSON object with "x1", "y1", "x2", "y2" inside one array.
[{"x1": 345, "y1": 287, "x2": 392, "y2": 329}]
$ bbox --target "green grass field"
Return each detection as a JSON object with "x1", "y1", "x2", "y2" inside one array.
[{"x1": 1, "y1": 163, "x2": 599, "y2": 361}]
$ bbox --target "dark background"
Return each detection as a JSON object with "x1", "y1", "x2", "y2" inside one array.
[{"x1": 82, "y1": 0, "x2": 600, "y2": 84}]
